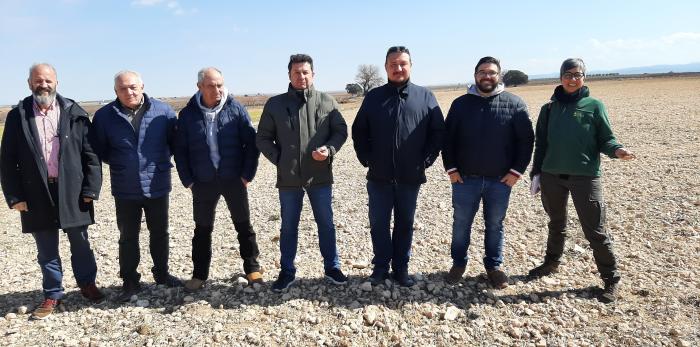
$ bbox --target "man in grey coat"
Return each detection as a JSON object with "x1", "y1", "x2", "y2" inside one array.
[{"x1": 256, "y1": 54, "x2": 348, "y2": 291}]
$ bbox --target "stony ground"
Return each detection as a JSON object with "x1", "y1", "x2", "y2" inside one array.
[{"x1": 1, "y1": 77, "x2": 699, "y2": 346}]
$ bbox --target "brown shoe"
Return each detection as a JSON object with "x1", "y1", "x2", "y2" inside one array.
[
  {"x1": 31, "y1": 298, "x2": 61, "y2": 320},
  {"x1": 487, "y1": 269, "x2": 509, "y2": 289},
  {"x1": 445, "y1": 265, "x2": 466, "y2": 285},
  {"x1": 246, "y1": 271, "x2": 264, "y2": 284},
  {"x1": 184, "y1": 278, "x2": 206, "y2": 292},
  {"x1": 79, "y1": 283, "x2": 105, "y2": 303}
]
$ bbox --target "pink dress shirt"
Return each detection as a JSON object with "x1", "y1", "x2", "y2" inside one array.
[{"x1": 33, "y1": 99, "x2": 61, "y2": 178}]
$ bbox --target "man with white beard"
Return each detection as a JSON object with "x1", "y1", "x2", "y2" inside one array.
[{"x1": 1, "y1": 63, "x2": 104, "y2": 319}]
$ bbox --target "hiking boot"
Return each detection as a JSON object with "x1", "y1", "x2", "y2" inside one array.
[
  {"x1": 599, "y1": 281, "x2": 620, "y2": 303},
  {"x1": 246, "y1": 271, "x2": 264, "y2": 285},
  {"x1": 115, "y1": 281, "x2": 142, "y2": 303},
  {"x1": 272, "y1": 272, "x2": 296, "y2": 292},
  {"x1": 392, "y1": 270, "x2": 415, "y2": 287},
  {"x1": 487, "y1": 268, "x2": 509, "y2": 289},
  {"x1": 79, "y1": 283, "x2": 105, "y2": 303},
  {"x1": 527, "y1": 260, "x2": 560, "y2": 279},
  {"x1": 324, "y1": 268, "x2": 349, "y2": 285},
  {"x1": 445, "y1": 265, "x2": 466, "y2": 285},
  {"x1": 367, "y1": 269, "x2": 390, "y2": 286},
  {"x1": 155, "y1": 274, "x2": 184, "y2": 288},
  {"x1": 184, "y1": 278, "x2": 206, "y2": 292},
  {"x1": 31, "y1": 298, "x2": 61, "y2": 320}
]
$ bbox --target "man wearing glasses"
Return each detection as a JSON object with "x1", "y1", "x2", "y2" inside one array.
[
  {"x1": 442, "y1": 56, "x2": 534, "y2": 288},
  {"x1": 352, "y1": 46, "x2": 445, "y2": 287},
  {"x1": 1, "y1": 63, "x2": 104, "y2": 319}
]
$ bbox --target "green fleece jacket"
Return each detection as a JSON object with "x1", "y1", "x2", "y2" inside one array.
[
  {"x1": 256, "y1": 84, "x2": 347, "y2": 189},
  {"x1": 531, "y1": 87, "x2": 622, "y2": 177}
]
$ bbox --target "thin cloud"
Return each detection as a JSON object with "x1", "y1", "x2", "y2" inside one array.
[
  {"x1": 131, "y1": 0, "x2": 165, "y2": 5},
  {"x1": 588, "y1": 32, "x2": 700, "y2": 51},
  {"x1": 131, "y1": 0, "x2": 194, "y2": 15}
]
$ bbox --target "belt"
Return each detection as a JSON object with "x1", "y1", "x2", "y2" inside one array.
[
  {"x1": 463, "y1": 174, "x2": 500, "y2": 179},
  {"x1": 47, "y1": 177, "x2": 58, "y2": 183}
]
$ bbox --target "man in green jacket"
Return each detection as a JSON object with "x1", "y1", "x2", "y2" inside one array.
[{"x1": 256, "y1": 54, "x2": 349, "y2": 291}]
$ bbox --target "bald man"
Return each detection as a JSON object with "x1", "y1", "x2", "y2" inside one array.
[
  {"x1": 174, "y1": 67, "x2": 262, "y2": 291},
  {"x1": 1, "y1": 63, "x2": 104, "y2": 319},
  {"x1": 92, "y1": 70, "x2": 182, "y2": 302}
]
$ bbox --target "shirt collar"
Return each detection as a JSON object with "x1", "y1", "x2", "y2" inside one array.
[
  {"x1": 116, "y1": 95, "x2": 145, "y2": 114},
  {"x1": 32, "y1": 97, "x2": 58, "y2": 115}
]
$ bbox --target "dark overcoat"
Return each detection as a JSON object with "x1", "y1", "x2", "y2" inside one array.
[{"x1": 0, "y1": 94, "x2": 101, "y2": 232}]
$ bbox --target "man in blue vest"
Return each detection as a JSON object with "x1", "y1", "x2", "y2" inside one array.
[
  {"x1": 92, "y1": 70, "x2": 182, "y2": 302},
  {"x1": 174, "y1": 67, "x2": 263, "y2": 291}
]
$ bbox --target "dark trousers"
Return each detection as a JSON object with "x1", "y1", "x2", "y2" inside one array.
[
  {"x1": 540, "y1": 172, "x2": 620, "y2": 282},
  {"x1": 115, "y1": 195, "x2": 171, "y2": 283},
  {"x1": 33, "y1": 181, "x2": 98, "y2": 299},
  {"x1": 191, "y1": 178, "x2": 260, "y2": 280},
  {"x1": 366, "y1": 180, "x2": 421, "y2": 273}
]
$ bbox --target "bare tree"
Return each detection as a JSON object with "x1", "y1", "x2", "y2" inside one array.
[{"x1": 355, "y1": 64, "x2": 384, "y2": 96}]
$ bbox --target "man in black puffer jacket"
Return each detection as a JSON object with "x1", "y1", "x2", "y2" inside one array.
[{"x1": 442, "y1": 56, "x2": 534, "y2": 289}]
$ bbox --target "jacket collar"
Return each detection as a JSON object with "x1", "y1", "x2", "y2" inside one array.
[
  {"x1": 112, "y1": 93, "x2": 151, "y2": 117},
  {"x1": 385, "y1": 80, "x2": 412, "y2": 99},
  {"x1": 22, "y1": 93, "x2": 88, "y2": 120},
  {"x1": 287, "y1": 83, "x2": 316, "y2": 103}
]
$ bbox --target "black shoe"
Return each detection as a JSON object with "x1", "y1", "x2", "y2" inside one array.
[
  {"x1": 155, "y1": 274, "x2": 184, "y2": 288},
  {"x1": 272, "y1": 272, "x2": 296, "y2": 292},
  {"x1": 599, "y1": 281, "x2": 620, "y2": 303},
  {"x1": 116, "y1": 281, "x2": 142, "y2": 303},
  {"x1": 527, "y1": 260, "x2": 560, "y2": 279},
  {"x1": 367, "y1": 269, "x2": 390, "y2": 286},
  {"x1": 324, "y1": 268, "x2": 348, "y2": 285},
  {"x1": 392, "y1": 271, "x2": 415, "y2": 287}
]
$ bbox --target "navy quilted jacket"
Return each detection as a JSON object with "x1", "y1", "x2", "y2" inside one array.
[
  {"x1": 92, "y1": 95, "x2": 177, "y2": 199},
  {"x1": 174, "y1": 94, "x2": 259, "y2": 187}
]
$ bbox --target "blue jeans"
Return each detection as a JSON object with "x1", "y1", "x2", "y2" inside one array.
[
  {"x1": 450, "y1": 176, "x2": 512, "y2": 270},
  {"x1": 279, "y1": 185, "x2": 339, "y2": 276},
  {"x1": 32, "y1": 226, "x2": 98, "y2": 300},
  {"x1": 367, "y1": 181, "x2": 421, "y2": 273}
]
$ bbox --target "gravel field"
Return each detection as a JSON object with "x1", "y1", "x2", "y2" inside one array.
[{"x1": 1, "y1": 76, "x2": 699, "y2": 346}]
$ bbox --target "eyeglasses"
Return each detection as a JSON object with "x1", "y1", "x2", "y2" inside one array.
[
  {"x1": 562, "y1": 72, "x2": 585, "y2": 80},
  {"x1": 476, "y1": 71, "x2": 499, "y2": 78}
]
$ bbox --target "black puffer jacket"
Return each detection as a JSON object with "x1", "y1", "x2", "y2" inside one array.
[{"x1": 442, "y1": 88, "x2": 534, "y2": 177}]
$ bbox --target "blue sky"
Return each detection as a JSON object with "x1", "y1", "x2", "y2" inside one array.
[{"x1": 1, "y1": 0, "x2": 699, "y2": 105}]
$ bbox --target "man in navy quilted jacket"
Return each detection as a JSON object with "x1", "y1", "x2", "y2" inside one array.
[
  {"x1": 441, "y1": 57, "x2": 534, "y2": 288},
  {"x1": 174, "y1": 67, "x2": 262, "y2": 291},
  {"x1": 92, "y1": 70, "x2": 182, "y2": 302}
]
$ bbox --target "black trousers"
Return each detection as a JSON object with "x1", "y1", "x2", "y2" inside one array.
[
  {"x1": 115, "y1": 195, "x2": 170, "y2": 283},
  {"x1": 191, "y1": 177, "x2": 260, "y2": 280},
  {"x1": 540, "y1": 172, "x2": 620, "y2": 283}
]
